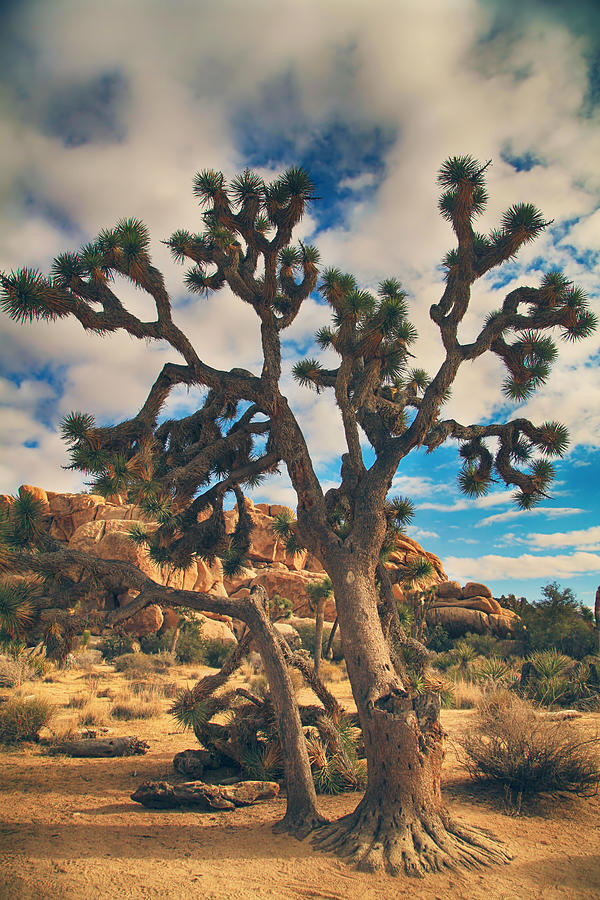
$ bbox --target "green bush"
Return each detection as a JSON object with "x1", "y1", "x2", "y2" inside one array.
[
  {"x1": 200, "y1": 638, "x2": 231, "y2": 668},
  {"x1": 426, "y1": 625, "x2": 452, "y2": 653},
  {"x1": 100, "y1": 633, "x2": 136, "y2": 660},
  {"x1": 459, "y1": 691, "x2": 600, "y2": 807},
  {"x1": 174, "y1": 621, "x2": 206, "y2": 664},
  {"x1": 140, "y1": 628, "x2": 174, "y2": 655},
  {"x1": 0, "y1": 694, "x2": 55, "y2": 743}
]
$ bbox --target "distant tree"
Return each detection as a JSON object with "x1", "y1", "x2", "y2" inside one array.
[
  {"x1": 305, "y1": 577, "x2": 333, "y2": 677},
  {"x1": 514, "y1": 582, "x2": 595, "y2": 659},
  {"x1": 1, "y1": 155, "x2": 597, "y2": 874}
]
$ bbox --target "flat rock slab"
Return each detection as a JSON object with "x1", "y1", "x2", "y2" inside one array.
[{"x1": 130, "y1": 779, "x2": 280, "y2": 810}]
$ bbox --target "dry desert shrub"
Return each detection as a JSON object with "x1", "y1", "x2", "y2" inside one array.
[
  {"x1": 459, "y1": 690, "x2": 600, "y2": 806},
  {"x1": 0, "y1": 652, "x2": 47, "y2": 687},
  {"x1": 0, "y1": 694, "x2": 55, "y2": 743},
  {"x1": 446, "y1": 678, "x2": 486, "y2": 709},
  {"x1": 110, "y1": 686, "x2": 163, "y2": 720},
  {"x1": 317, "y1": 659, "x2": 347, "y2": 683},
  {"x1": 77, "y1": 698, "x2": 109, "y2": 726},
  {"x1": 112, "y1": 651, "x2": 175, "y2": 677}
]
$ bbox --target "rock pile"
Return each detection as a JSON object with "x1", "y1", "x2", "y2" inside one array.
[{"x1": 0, "y1": 486, "x2": 518, "y2": 639}]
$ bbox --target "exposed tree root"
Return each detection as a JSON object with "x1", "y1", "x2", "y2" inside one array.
[
  {"x1": 312, "y1": 802, "x2": 512, "y2": 877},
  {"x1": 273, "y1": 807, "x2": 328, "y2": 840}
]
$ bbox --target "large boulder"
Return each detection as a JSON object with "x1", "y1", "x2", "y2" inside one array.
[
  {"x1": 122, "y1": 603, "x2": 164, "y2": 637},
  {"x1": 428, "y1": 606, "x2": 489, "y2": 635},
  {"x1": 247, "y1": 567, "x2": 335, "y2": 619},
  {"x1": 197, "y1": 615, "x2": 237, "y2": 645},
  {"x1": 463, "y1": 581, "x2": 493, "y2": 600},
  {"x1": 69, "y1": 519, "x2": 198, "y2": 592},
  {"x1": 435, "y1": 581, "x2": 463, "y2": 601},
  {"x1": 224, "y1": 499, "x2": 307, "y2": 570}
]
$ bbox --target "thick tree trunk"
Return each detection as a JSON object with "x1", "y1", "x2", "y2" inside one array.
[
  {"x1": 313, "y1": 558, "x2": 511, "y2": 876},
  {"x1": 246, "y1": 586, "x2": 325, "y2": 838}
]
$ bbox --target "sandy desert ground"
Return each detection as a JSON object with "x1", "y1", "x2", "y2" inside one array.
[{"x1": 1, "y1": 661, "x2": 599, "y2": 900}]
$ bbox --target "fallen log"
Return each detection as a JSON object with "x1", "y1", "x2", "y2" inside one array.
[
  {"x1": 49, "y1": 736, "x2": 149, "y2": 757},
  {"x1": 130, "y1": 779, "x2": 279, "y2": 810}
]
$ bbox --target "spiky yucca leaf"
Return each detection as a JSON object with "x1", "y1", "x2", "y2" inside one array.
[
  {"x1": 127, "y1": 523, "x2": 150, "y2": 547},
  {"x1": 501, "y1": 203, "x2": 548, "y2": 241},
  {"x1": 279, "y1": 246, "x2": 302, "y2": 268},
  {"x1": 535, "y1": 422, "x2": 569, "y2": 457},
  {"x1": 379, "y1": 347, "x2": 407, "y2": 383},
  {"x1": 501, "y1": 376, "x2": 536, "y2": 402},
  {"x1": 561, "y1": 309, "x2": 598, "y2": 342},
  {"x1": 458, "y1": 467, "x2": 492, "y2": 498},
  {"x1": 541, "y1": 270, "x2": 570, "y2": 294},
  {"x1": 229, "y1": 170, "x2": 264, "y2": 206},
  {"x1": 292, "y1": 358, "x2": 325, "y2": 390},
  {"x1": 301, "y1": 244, "x2": 320, "y2": 265},
  {"x1": 402, "y1": 556, "x2": 434, "y2": 588},
  {"x1": 184, "y1": 265, "x2": 209, "y2": 295},
  {"x1": 277, "y1": 166, "x2": 316, "y2": 201},
  {"x1": 221, "y1": 546, "x2": 250, "y2": 578},
  {"x1": 0, "y1": 268, "x2": 67, "y2": 323},
  {"x1": 385, "y1": 496, "x2": 415, "y2": 529},
  {"x1": 9, "y1": 489, "x2": 48, "y2": 547},
  {"x1": 193, "y1": 169, "x2": 227, "y2": 206},
  {"x1": 307, "y1": 577, "x2": 333, "y2": 608},
  {"x1": 437, "y1": 155, "x2": 488, "y2": 189},
  {"x1": 0, "y1": 581, "x2": 36, "y2": 639},
  {"x1": 315, "y1": 326, "x2": 336, "y2": 350},
  {"x1": 51, "y1": 252, "x2": 82, "y2": 286},
  {"x1": 169, "y1": 691, "x2": 212, "y2": 732},
  {"x1": 378, "y1": 277, "x2": 407, "y2": 301},
  {"x1": 60, "y1": 411, "x2": 96, "y2": 444},
  {"x1": 164, "y1": 229, "x2": 194, "y2": 263},
  {"x1": 514, "y1": 331, "x2": 558, "y2": 364},
  {"x1": 510, "y1": 437, "x2": 533, "y2": 463}
]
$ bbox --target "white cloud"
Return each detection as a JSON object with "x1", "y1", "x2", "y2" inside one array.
[
  {"x1": 445, "y1": 551, "x2": 600, "y2": 582},
  {"x1": 418, "y1": 489, "x2": 514, "y2": 513},
  {"x1": 405, "y1": 526, "x2": 440, "y2": 541},
  {"x1": 477, "y1": 506, "x2": 585, "y2": 526},
  {"x1": 525, "y1": 525, "x2": 600, "y2": 551},
  {"x1": 1, "y1": 0, "x2": 599, "y2": 506}
]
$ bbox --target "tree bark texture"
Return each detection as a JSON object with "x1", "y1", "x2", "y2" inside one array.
[
  {"x1": 313, "y1": 556, "x2": 511, "y2": 876},
  {"x1": 245, "y1": 586, "x2": 325, "y2": 837}
]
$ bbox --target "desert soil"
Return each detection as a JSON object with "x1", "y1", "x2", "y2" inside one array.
[{"x1": 0, "y1": 662, "x2": 599, "y2": 900}]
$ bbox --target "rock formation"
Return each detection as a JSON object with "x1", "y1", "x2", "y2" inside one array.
[{"x1": 0, "y1": 486, "x2": 518, "y2": 639}]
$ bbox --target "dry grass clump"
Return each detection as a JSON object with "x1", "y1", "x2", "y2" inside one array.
[
  {"x1": 77, "y1": 698, "x2": 109, "y2": 726},
  {"x1": 110, "y1": 686, "x2": 163, "y2": 720},
  {"x1": 0, "y1": 694, "x2": 55, "y2": 743},
  {"x1": 439, "y1": 677, "x2": 486, "y2": 709},
  {"x1": 129, "y1": 678, "x2": 179, "y2": 699},
  {"x1": 459, "y1": 690, "x2": 600, "y2": 807},
  {"x1": 67, "y1": 691, "x2": 89, "y2": 709},
  {"x1": 317, "y1": 660, "x2": 347, "y2": 684}
]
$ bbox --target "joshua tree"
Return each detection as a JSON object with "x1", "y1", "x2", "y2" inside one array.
[
  {"x1": 305, "y1": 577, "x2": 333, "y2": 676},
  {"x1": 1, "y1": 155, "x2": 596, "y2": 874}
]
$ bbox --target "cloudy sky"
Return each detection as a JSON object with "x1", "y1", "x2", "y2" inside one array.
[{"x1": 1, "y1": 0, "x2": 599, "y2": 607}]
